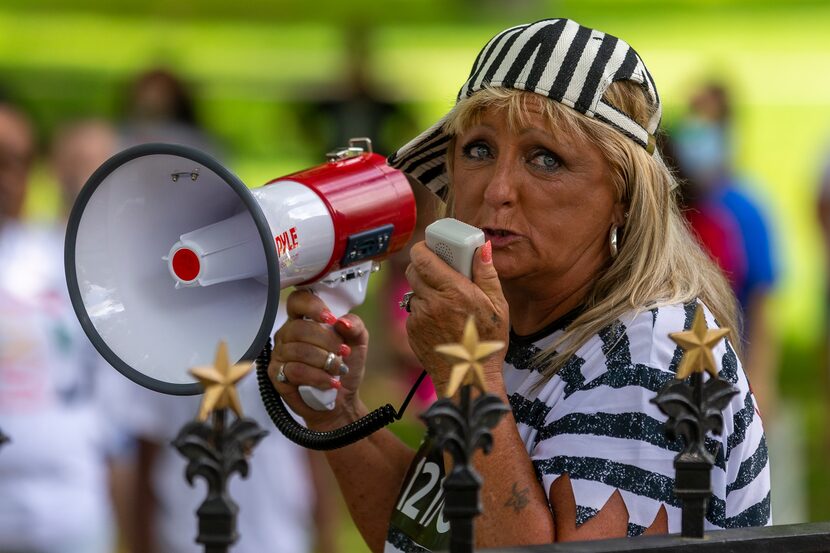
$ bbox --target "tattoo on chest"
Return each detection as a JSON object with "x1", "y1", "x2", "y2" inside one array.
[{"x1": 505, "y1": 482, "x2": 530, "y2": 513}]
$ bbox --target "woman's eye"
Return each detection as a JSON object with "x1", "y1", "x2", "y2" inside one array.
[
  {"x1": 462, "y1": 141, "x2": 493, "y2": 160},
  {"x1": 529, "y1": 150, "x2": 561, "y2": 171}
]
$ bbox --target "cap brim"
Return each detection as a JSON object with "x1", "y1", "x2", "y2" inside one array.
[{"x1": 387, "y1": 113, "x2": 454, "y2": 202}]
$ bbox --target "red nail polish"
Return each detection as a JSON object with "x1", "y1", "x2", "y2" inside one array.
[
  {"x1": 337, "y1": 318, "x2": 352, "y2": 330},
  {"x1": 481, "y1": 240, "x2": 493, "y2": 263},
  {"x1": 321, "y1": 311, "x2": 337, "y2": 325},
  {"x1": 338, "y1": 344, "x2": 351, "y2": 357},
  {"x1": 329, "y1": 378, "x2": 342, "y2": 390}
]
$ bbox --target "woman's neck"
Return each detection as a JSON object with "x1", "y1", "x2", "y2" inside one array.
[{"x1": 502, "y1": 272, "x2": 596, "y2": 337}]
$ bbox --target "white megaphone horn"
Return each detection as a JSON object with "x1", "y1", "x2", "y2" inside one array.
[{"x1": 65, "y1": 139, "x2": 416, "y2": 410}]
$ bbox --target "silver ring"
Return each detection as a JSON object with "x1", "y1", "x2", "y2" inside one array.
[
  {"x1": 323, "y1": 352, "x2": 337, "y2": 373},
  {"x1": 276, "y1": 362, "x2": 289, "y2": 384},
  {"x1": 399, "y1": 291, "x2": 415, "y2": 313}
]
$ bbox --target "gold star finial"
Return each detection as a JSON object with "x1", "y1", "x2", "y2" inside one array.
[
  {"x1": 669, "y1": 305, "x2": 730, "y2": 380},
  {"x1": 435, "y1": 316, "x2": 505, "y2": 397},
  {"x1": 189, "y1": 341, "x2": 253, "y2": 421}
]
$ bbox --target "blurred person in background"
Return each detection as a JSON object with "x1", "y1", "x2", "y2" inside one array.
[
  {"x1": 672, "y1": 83, "x2": 808, "y2": 524},
  {"x1": 51, "y1": 119, "x2": 118, "y2": 216},
  {"x1": 107, "y1": 66, "x2": 340, "y2": 553},
  {"x1": 119, "y1": 66, "x2": 220, "y2": 156},
  {"x1": 298, "y1": 25, "x2": 417, "y2": 156},
  {"x1": 814, "y1": 130, "x2": 830, "y2": 509},
  {"x1": 50, "y1": 118, "x2": 140, "y2": 550},
  {"x1": 818, "y1": 152, "x2": 830, "y2": 272},
  {"x1": 109, "y1": 376, "x2": 340, "y2": 553},
  {"x1": 816, "y1": 142, "x2": 830, "y2": 327},
  {"x1": 673, "y1": 82, "x2": 779, "y2": 421},
  {"x1": 0, "y1": 102, "x2": 125, "y2": 552}
]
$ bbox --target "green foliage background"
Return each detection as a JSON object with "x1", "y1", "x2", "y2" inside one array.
[{"x1": 3, "y1": 0, "x2": 830, "y2": 547}]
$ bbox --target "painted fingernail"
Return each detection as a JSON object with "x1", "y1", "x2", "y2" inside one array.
[
  {"x1": 481, "y1": 240, "x2": 492, "y2": 263},
  {"x1": 336, "y1": 318, "x2": 352, "y2": 330},
  {"x1": 338, "y1": 344, "x2": 351, "y2": 357},
  {"x1": 321, "y1": 311, "x2": 337, "y2": 325},
  {"x1": 329, "y1": 377, "x2": 342, "y2": 390},
  {"x1": 339, "y1": 363, "x2": 350, "y2": 375}
]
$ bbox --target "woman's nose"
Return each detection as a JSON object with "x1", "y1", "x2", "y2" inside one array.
[{"x1": 482, "y1": 158, "x2": 518, "y2": 207}]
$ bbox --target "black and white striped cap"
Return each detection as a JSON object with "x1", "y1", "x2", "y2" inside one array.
[{"x1": 388, "y1": 19, "x2": 661, "y2": 201}]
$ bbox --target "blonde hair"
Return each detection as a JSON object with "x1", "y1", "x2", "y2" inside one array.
[{"x1": 441, "y1": 84, "x2": 741, "y2": 378}]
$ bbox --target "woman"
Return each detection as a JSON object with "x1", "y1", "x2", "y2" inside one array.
[{"x1": 269, "y1": 18, "x2": 770, "y2": 551}]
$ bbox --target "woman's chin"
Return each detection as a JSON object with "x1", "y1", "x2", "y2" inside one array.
[{"x1": 492, "y1": 255, "x2": 525, "y2": 282}]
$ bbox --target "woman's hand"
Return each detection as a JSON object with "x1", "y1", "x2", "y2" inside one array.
[
  {"x1": 405, "y1": 240, "x2": 510, "y2": 394},
  {"x1": 268, "y1": 289, "x2": 369, "y2": 429}
]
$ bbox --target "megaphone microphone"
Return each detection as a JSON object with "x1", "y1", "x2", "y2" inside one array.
[{"x1": 65, "y1": 139, "x2": 416, "y2": 413}]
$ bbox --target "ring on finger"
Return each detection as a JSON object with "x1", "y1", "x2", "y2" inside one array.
[
  {"x1": 276, "y1": 362, "x2": 290, "y2": 384},
  {"x1": 399, "y1": 291, "x2": 415, "y2": 313},
  {"x1": 323, "y1": 352, "x2": 338, "y2": 373}
]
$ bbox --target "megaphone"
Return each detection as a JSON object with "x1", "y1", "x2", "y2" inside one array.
[{"x1": 65, "y1": 139, "x2": 416, "y2": 410}]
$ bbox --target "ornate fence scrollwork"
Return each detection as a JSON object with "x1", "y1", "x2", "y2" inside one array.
[
  {"x1": 652, "y1": 305, "x2": 739, "y2": 538},
  {"x1": 173, "y1": 340, "x2": 267, "y2": 553},
  {"x1": 421, "y1": 316, "x2": 510, "y2": 553}
]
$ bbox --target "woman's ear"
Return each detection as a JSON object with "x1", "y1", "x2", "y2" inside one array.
[{"x1": 612, "y1": 202, "x2": 629, "y2": 227}]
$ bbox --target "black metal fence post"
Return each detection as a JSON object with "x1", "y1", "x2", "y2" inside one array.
[
  {"x1": 173, "y1": 408, "x2": 267, "y2": 553},
  {"x1": 421, "y1": 385, "x2": 509, "y2": 553},
  {"x1": 652, "y1": 306, "x2": 739, "y2": 538},
  {"x1": 652, "y1": 370, "x2": 738, "y2": 538}
]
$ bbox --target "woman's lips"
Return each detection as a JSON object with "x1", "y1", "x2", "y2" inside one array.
[{"x1": 483, "y1": 228, "x2": 522, "y2": 247}]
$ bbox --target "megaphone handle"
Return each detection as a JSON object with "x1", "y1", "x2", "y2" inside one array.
[
  {"x1": 257, "y1": 339, "x2": 403, "y2": 450},
  {"x1": 296, "y1": 261, "x2": 374, "y2": 411}
]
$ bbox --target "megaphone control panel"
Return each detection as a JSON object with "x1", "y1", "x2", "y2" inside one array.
[{"x1": 342, "y1": 224, "x2": 394, "y2": 265}]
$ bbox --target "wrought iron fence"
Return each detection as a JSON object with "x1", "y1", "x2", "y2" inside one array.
[{"x1": 486, "y1": 522, "x2": 830, "y2": 553}]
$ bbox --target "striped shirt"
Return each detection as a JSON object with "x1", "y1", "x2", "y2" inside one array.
[{"x1": 385, "y1": 300, "x2": 770, "y2": 552}]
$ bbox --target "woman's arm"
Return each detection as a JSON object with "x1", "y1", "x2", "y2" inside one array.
[
  {"x1": 311, "y1": 403, "x2": 415, "y2": 553},
  {"x1": 474, "y1": 378, "x2": 669, "y2": 545},
  {"x1": 405, "y1": 242, "x2": 668, "y2": 546},
  {"x1": 474, "y1": 374, "x2": 668, "y2": 545},
  {"x1": 405, "y1": 242, "x2": 555, "y2": 546},
  {"x1": 269, "y1": 292, "x2": 415, "y2": 553},
  {"x1": 473, "y1": 373, "x2": 556, "y2": 546}
]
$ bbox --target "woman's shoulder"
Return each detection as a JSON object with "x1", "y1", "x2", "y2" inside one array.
[
  {"x1": 506, "y1": 299, "x2": 741, "y2": 397},
  {"x1": 558, "y1": 299, "x2": 741, "y2": 395},
  {"x1": 609, "y1": 300, "x2": 733, "y2": 378}
]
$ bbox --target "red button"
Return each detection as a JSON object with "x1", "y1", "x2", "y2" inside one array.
[{"x1": 172, "y1": 248, "x2": 200, "y2": 282}]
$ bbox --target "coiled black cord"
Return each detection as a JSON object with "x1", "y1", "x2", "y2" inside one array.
[{"x1": 256, "y1": 338, "x2": 427, "y2": 450}]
